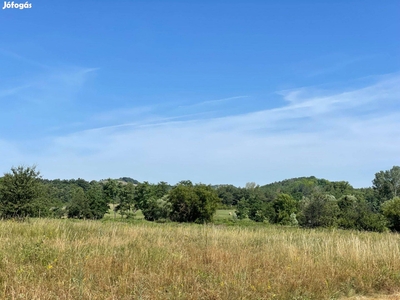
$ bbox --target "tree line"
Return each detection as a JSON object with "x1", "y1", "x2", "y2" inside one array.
[
  {"x1": 0, "y1": 165, "x2": 399, "y2": 232},
  {"x1": 0, "y1": 166, "x2": 219, "y2": 223}
]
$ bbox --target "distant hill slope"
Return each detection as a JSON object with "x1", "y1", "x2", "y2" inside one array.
[
  {"x1": 259, "y1": 176, "x2": 355, "y2": 200},
  {"x1": 118, "y1": 177, "x2": 140, "y2": 184}
]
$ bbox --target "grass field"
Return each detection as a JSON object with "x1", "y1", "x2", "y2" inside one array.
[
  {"x1": 105, "y1": 208, "x2": 237, "y2": 222},
  {"x1": 0, "y1": 213, "x2": 399, "y2": 299}
]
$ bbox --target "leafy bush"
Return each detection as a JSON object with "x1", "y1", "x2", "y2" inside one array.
[
  {"x1": 141, "y1": 195, "x2": 172, "y2": 221},
  {"x1": 0, "y1": 166, "x2": 45, "y2": 219},
  {"x1": 67, "y1": 185, "x2": 108, "y2": 219},
  {"x1": 300, "y1": 194, "x2": 339, "y2": 228},
  {"x1": 381, "y1": 197, "x2": 400, "y2": 231},
  {"x1": 272, "y1": 193, "x2": 297, "y2": 225},
  {"x1": 235, "y1": 197, "x2": 248, "y2": 219},
  {"x1": 248, "y1": 201, "x2": 275, "y2": 223},
  {"x1": 169, "y1": 182, "x2": 220, "y2": 223}
]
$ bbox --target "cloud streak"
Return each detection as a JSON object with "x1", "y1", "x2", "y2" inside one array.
[{"x1": 4, "y1": 73, "x2": 400, "y2": 188}]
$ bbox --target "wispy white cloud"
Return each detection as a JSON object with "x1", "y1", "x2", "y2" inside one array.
[
  {"x1": 292, "y1": 53, "x2": 376, "y2": 78},
  {"x1": 0, "y1": 64, "x2": 99, "y2": 145},
  {"x1": 0, "y1": 48, "x2": 51, "y2": 70},
  {"x1": 2, "y1": 73, "x2": 399, "y2": 187},
  {"x1": 19, "y1": 67, "x2": 98, "y2": 105},
  {"x1": 178, "y1": 95, "x2": 249, "y2": 108},
  {"x1": 0, "y1": 84, "x2": 32, "y2": 99},
  {"x1": 1, "y1": 65, "x2": 98, "y2": 106}
]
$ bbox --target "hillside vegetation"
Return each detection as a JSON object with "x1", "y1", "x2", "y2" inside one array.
[{"x1": 1, "y1": 165, "x2": 400, "y2": 233}]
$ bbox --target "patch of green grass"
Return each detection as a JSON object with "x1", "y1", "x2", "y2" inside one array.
[{"x1": 214, "y1": 209, "x2": 236, "y2": 220}]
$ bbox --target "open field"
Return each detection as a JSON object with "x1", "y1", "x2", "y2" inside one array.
[
  {"x1": 0, "y1": 218, "x2": 399, "y2": 300},
  {"x1": 104, "y1": 208, "x2": 237, "y2": 222}
]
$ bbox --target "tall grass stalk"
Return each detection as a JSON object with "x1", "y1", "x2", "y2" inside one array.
[{"x1": 0, "y1": 219, "x2": 399, "y2": 299}]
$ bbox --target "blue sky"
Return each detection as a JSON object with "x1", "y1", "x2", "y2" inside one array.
[{"x1": 0, "y1": 0, "x2": 399, "y2": 187}]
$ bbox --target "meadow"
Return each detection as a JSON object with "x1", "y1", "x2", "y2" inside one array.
[{"x1": 0, "y1": 211, "x2": 399, "y2": 300}]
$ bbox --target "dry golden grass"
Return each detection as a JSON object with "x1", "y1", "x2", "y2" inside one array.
[{"x1": 0, "y1": 219, "x2": 399, "y2": 300}]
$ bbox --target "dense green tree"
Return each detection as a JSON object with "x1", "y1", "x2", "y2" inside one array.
[
  {"x1": 217, "y1": 184, "x2": 243, "y2": 206},
  {"x1": 337, "y1": 195, "x2": 360, "y2": 229},
  {"x1": 152, "y1": 181, "x2": 170, "y2": 199},
  {"x1": 248, "y1": 200, "x2": 275, "y2": 223},
  {"x1": 0, "y1": 166, "x2": 45, "y2": 219},
  {"x1": 41, "y1": 179, "x2": 74, "y2": 203},
  {"x1": 72, "y1": 178, "x2": 91, "y2": 192},
  {"x1": 115, "y1": 182, "x2": 136, "y2": 218},
  {"x1": 300, "y1": 194, "x2": 339, "y2": 228},
  {"x1": 134, "y1": 181, "x2": 172, "y2": 220},
  {"x1": 373, "y1": 166, "x2": 400, "y2": 204},
  {"x1": 169, "y1": 183, "x2": 219, "y2": 223},
  {"x1": 381, "y1": 197, "x2": 400, "y2": 231},
  {"x1": 103, "y1": 179, "x2": 121, "y2": 218},
  {"x1": 67, "y1": 184, "x2": 108, "y2": 219},
  {"x1": 141, "y1": 195, "x2": 172, "y2": 221},
  {"x1": 245, "y1": 184, "x2": 273, "y2": 222},
  {"x1": 31, "y1": 184, "x2": 63, "y2": 218},
  {"x1": 354, "y1": 187, "x2": 380, "y2": 213},
  {"x1": 272, "y1": 193, "x2": 297, "y2": 225},
  {"x1": 86, "y1": 183, "x2": 109, "y2": 219},
  {"x1": 194, "y1": 184, "x2": 220, "y2": 223},
  {"x1": 67, "y1": 187, "x2": 90, "y2": 219},
  {"x1": 336, "y1": 195, "x2": 386, "y2": 231},
  {"x1": 324, "y1": 181, "x2": 354, "y2": 199},
  {"x1": 134, "y1": 181, "x2": 153, "y2": 211},
  {"x1": 235, "y1": 197, "x2": 249, "y2": 219}
]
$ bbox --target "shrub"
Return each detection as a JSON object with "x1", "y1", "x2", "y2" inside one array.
[
  {"x1": 0, "y1": 166, "x2": 45, "y2": 219},
  {"x1": 381, "y1": 197, "x2": 400, "y2": 231},
  {"x1": 169, "y1": 183, "x2": 220, "y2": 223},
  {"x1": 141, "y1": 195, "x2": 172, "y2": 221}
]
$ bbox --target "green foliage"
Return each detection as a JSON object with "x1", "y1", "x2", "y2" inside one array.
[
  {"x1": 260, "y1": 176, "x2": 355, "y2": 202},
  {"x1": 300, "y1": 194, "x2": 339, "y2": 228},
  {"x1": 0, "y1": 166, "x2": 45, "y2": 219},
  {"x1": 152, "y1": 181, "x2": 171, "y2": 199},
  {"x1": 355, "y1": 187, "x2": 380, "y2": 213},
  {"x1": 272, "y1": 193, "x2": 297, "y2": 225},
  {"x1": 337, "y1": 195, "x2": 361, "y2": 229},
  {"x1": 289, "y1": 213, "x2": 298, "y2": 226},
  {"x1": 134, "y1": 182, "x2": 153, "y2": 211},
  {"x1": 381, "y1": 197, "x2": 400, "y2": 231},
  {"x1": 245, "y1": 185, "x2": 275, "y2": 223},
  {"x1": 169, "y1": 183, "x2": 220, "y2": 223},
  {"x1": 216, "y1": 184, "x2": 243, "y2": 206},
  {"x1": 0, "y1": 164, "x2": 395, "y2": 232},
  {"x1": 103, "y1": 179, "x2": 122, "y2": 218},
  {"x1": 67, "y1": 187, "x2": 90, "y2": 219},
  {"x1": 115, "y1": 183, "x2": 136, "y2": 218},
  {"x1": 337, "y1": 195, "x2": 387, "y2": 232},
  {"x1": 235, "y1": 197, "x2": 248, "y2": 219},
  {"x1": 132, "y1": 181, "x2": 172, "y2": 221},
  {"x1": 358, "y1": 213, "x2": 388, "y2": 232},
  {"x1": 86, "y1": 183, "x2": 109, "y2": 219},
  {"x1": 324, "y1": 181, "x2": 354, "y2": 199},
  {"x1": 141, "y1": 195, "x2": 172, "y2": 221},
  {"x1": 103, "y1": 179, "x2": 120, "y2": 203},
  {"x1": 67, "y1": 184, "x2": 108, "y2": 219},
  {"x1": 71, "y1": 178, "x2": 91, "y2": 192},
  {"x1": 373, "y1": 166, "x2": 400, "y2": 204},
  {"x1": 248, "y1": 201, "x2": 275, "y2": 223},
  {"x1": 118, "y1": 177, "x2": 139, "y2": 184}
]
